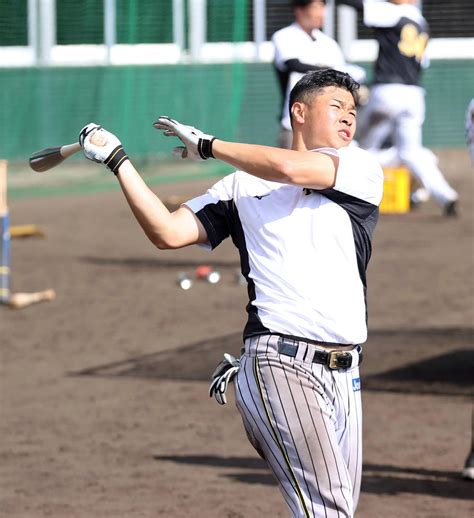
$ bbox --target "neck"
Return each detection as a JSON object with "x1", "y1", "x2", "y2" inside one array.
[
  {"x1": 291, "y1": 132, "x2": 323, "y2": 151},
  {"x1": 296, "y1": 19, "x2": 320, "y2": 36}
]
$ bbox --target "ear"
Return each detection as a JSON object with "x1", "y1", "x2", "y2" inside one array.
[{"x1": 291, "y1": 102, "x2": 306, "y2": 125}]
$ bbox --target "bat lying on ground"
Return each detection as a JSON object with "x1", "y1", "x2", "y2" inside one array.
[
  {"x1": 8, "y1": 289, "x2": 56, "y2": 309},
  {"x1": 29, "y1": 131, "x2": 107, "y2": 172}
]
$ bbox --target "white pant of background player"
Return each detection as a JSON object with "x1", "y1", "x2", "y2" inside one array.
[
  {"x1": 235, "y1": 335, "x2": 362, "y2": 518},
  {"x1": 357, "y1": 83, "x2": 458, "y2": 208}
]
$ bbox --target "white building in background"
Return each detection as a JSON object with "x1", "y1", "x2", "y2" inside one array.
[{"x1": 0, "y1": 0, "x2": 472, "y2": 68}]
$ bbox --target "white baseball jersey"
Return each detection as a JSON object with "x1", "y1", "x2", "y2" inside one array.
[
  {"x1": 272, "y1": 23, "x2": 366, "y2": 130},
  {"x1": 186, "y1": 146, "x2": 384, "y2": 345}
]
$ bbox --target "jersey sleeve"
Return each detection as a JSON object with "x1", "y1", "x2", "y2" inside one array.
[
  {"x1": 272, "y1": 28, "x2": 303, "y2": 71},
  {"x1": 326, "y1": 146, "x2": 384, "y2": 206},
  {"x1": 184, "y1": 174, "x2": 235, "y2": 250},
  {"x1": 362, "y1": 1, "x2": 401, "y2": 28}
]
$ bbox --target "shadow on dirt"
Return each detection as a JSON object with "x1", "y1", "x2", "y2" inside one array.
[
  {"x1": 80, "y1": 256, "x2": 240, "y2": 270},
  {"x1": 71, "y1": 328, "x2": 473, "y2": 397},
  {"x1": 154, "y1": 454, "x2": 473, "y2": 500}
]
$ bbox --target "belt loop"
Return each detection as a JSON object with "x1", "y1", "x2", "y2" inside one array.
[{"x1": 295, "y1": 340, "x2": 308, "y2": 362}]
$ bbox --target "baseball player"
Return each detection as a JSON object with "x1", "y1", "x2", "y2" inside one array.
[
  {"x1": 272, "y1": 0, "x2": 366, "y2": 149},
  {"x1": 80, "y1": 68, "x2": 384, "y2": 517},
  {"x1": 337, "y1": 0, "x2": 459, "y2": 216},
  {"x1": 466, "y1": 98, "x2": 474, "y2": 165},
  {"x1": 462, "y1": 99, "x2": 474, "y2": 480}
]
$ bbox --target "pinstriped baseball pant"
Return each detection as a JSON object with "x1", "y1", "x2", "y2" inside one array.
[{"x1": 234, "y1": 335, "x2": 362, "y2": 518}]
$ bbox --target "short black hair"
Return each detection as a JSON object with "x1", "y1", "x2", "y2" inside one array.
[
  {"x1": 289, "y1": 68, "x2": 360, "y2": 122},
  {"x1": 291, "y1": 0, "x2": 326, "y2": 7}
]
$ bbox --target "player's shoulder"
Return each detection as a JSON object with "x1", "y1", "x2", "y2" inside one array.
[
  {"x1": 317, "y1": 145, "x2": 382, "y2": 178},
  {"x1": 331, "y1": 145, "x2": 384, "y2": 205},
  {"x1": 344, "y1": 145, "x2": 383, "y2": 176},
  {"x1": 272, "y1": 23, "x2": 303, "y2": 43},
  {"x1": 322, "y1": 144, "x2": 378, "y2": 165},
  {"x1": 312, "y1": 29, "x2": 338, "y2": 44},
  {"x1": 338, "y1": 144, "x2": 377, "y2": 161},
  {"x1": 313, "y1": 29, "x2": 344, "y2": 53}
]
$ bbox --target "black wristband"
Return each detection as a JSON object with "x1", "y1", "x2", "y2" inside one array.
[
  {"x1": 104, "y1": 145, "x2": 129, "y2": 175},
  {"x1": 197, "y1": 137, "x2": 217, "y2": 160}
]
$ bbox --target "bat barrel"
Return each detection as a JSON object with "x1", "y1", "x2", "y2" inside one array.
[{"x1": 29, "y1": 142, "x2": 81, "y2": 172}]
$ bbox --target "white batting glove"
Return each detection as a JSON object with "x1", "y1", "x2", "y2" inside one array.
[
  {"x1": 208, "y1": 353, "x2": 240, "y2": 405},
  {"x1": 153, "y1": 116, "x2": 217, "y2": 161},
  {"x1": 79, "y1": 123, "x2": 129, "y2": 175}
]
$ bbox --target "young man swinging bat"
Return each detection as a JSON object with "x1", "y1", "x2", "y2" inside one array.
[{"x1": 79, "y1": 69, "x2": 383, "y2": 517}]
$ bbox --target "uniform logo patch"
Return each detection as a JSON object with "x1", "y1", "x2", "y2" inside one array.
[{"x1": 352, "y1": 378, "x2": 361, "y2": 392}]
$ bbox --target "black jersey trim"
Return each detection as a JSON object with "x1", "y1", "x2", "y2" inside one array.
[
  {"x1": 312, "y1": 188, "x2": 379, "y2": 324},
  {"x1": 194, "y1": 200, "x2": 271, "y2": 340}
]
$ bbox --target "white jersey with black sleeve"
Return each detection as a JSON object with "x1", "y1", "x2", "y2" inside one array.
[
  {"x1": 185, "y1": 146, "x2": 384, "y2": 345},
  {"x1": 272, "y1": 23, "x2": 366, "y2": 130}
]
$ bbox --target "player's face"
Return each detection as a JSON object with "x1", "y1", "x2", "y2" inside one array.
[
  {"x1": 294, "y1": 86, "x2": 357, "y2": 149},
  {"x1": 295, "y1": 1, "x2": 326, "y2": 31}
]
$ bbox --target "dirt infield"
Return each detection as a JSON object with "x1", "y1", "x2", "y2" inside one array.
[{"x1": 2, "y1": 150, "x2": 473, "y2": 517}]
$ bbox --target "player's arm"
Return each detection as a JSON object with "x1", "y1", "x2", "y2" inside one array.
[
  {"x1": 212, "y1": 140, "x2": 337, "y2": 189},
  {"x1": 338, "y1": 0, "x2": 402, "y2": 28},
  {"x1": 79, "y1": 123, "x2": 208, "y2": 250},
  {"x1": 153, "y1": 117, "x2": 337, "y2": 190},
  {"x1": 336, "y1": 0, "x2": 402, "y2": 27},
  {"x1": 115, "y1": 160, "x2": 208, "y2": 249}
]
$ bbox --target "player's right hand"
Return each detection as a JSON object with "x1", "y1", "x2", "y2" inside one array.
[{"x1": 79, "y1": 123, "x2": 129, "y2": 175}]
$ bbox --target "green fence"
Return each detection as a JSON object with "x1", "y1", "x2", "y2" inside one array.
[
  {"x1": 0, "y1": 0, "x2": 251, "y2": 47},
  {"x1": 1, "y1": 60, "x2": 472, "y2": 162}
]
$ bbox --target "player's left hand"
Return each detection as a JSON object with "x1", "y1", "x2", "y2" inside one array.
[
  {"x1": 208, "y1": 353, "x2": 240, "y2": 405},
  {"x1": 79, "y1": 123, "x2": 129, "y2": 175},
  {"x1": 153, "y1": 116, "x2": 217, "y2": 161}
]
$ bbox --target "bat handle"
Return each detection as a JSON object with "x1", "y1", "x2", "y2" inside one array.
[{"x1": 60, "y1": 142, "x2": 82, "y2": 158}]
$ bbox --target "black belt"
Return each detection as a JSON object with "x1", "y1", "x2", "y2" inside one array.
[{"x1": 277, "y1": 337, "x2": 363, "y2": 370}]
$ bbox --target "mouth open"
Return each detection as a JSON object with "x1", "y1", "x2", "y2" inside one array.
[{"x1": 338, "y1": 129, "x2": 351, "y2": 141}]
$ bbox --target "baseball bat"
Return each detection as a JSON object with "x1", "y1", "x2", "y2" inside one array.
[
  {"x1": 0, "y1": 160, "x2": 10, "y2": 303},
  {"x1": 8, "y1": 288, "x2": 56, "y2": 309},
  {"x1": 29, "y1": 131, "x2": 107, "y2": 172},
  {"x1": 29, "y1": 142, "x2": 82, "y2": 172}
]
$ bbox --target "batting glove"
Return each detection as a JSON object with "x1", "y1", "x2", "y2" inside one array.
[
  {"x1": 153, "y1": 116, "x2": 217, "y2": 161},
  {"x1": 79, "y1": 123, "x2": 129, "y2": 175},
  {"x1": 208, "y1": 353, "x2": 240, "y2": 405}
]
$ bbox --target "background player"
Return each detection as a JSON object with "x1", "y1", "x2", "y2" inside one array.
[
  {"x1": 466, "y1": 98, "x2": 474, "y2": 165},
  {"x1": 337, "y1": 0, "x2": 459, "y2": 216},
  {"x1": 461, "y1": 98, "x2": 474, "y2": 480},
  {"x1": 80, "y1": 69, "x2": 383, "y2": 516},
  {"x1": 272, "y1": 0, "x2": 366, "y2": 148}
]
